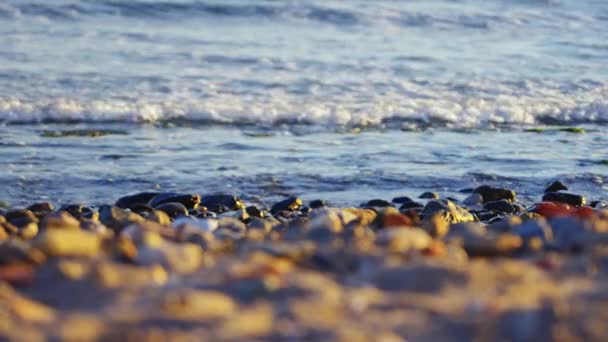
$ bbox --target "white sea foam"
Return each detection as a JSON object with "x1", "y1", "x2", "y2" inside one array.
[{"x1": 1, "y1": 80, "x2": 606, "y2": 127}]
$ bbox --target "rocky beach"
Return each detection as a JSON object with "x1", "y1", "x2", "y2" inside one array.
[
  {"x1": 1, "y1": 183, "x2": 608, "y2": 341},
  {"x1": 2, "y1": 0, "x2": 608, "y2": 340}
]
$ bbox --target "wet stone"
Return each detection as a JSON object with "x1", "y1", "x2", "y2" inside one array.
[
  {"x1": 421, "y1": 200, "x2": 475, "y2": 224},
  {"x1": 40, "y1": 211, "x2": 81, "y2": 230},
  {"x1": 200, "y1": 194, "x2": 244, "y2": 212},
  {"x1": 399, "y1": 201, "x2": 424, "y2": 211},
  {"x1": 418, "y1": 192, "x2": 439, "y2": 199},
  {"x1": 392, "y1": 196, "x2": 414, "y2": 204},
  {"x1": 270, "y1": 196, "x2": 303, "y2": 215},
  {"x1": 115, "y1": 192, "x2": 161, "y2": 209},
  {"x1": 544, "y1": 180, "x2": 568, "y2": 193},
  {"x1": 364, "y1": 199, "x2": 392, "y2": 207},
  {"x1": 473, "y1": 185, "x2": 516, "y2": 203},
  {"x1": 149, "y1": 193, "x2": 201, "y2": 210},
  {"x1": 98, "y1": 205, "x2": 145, "y2": 233},
  {"x1": 246, "y1": 206, "x2": 265, "y2": 218},
  {"x1": 542, "y1": 192, "x2": 586, "y2": 207},
  {"x1": 309, "y1": 199, "x2": 328, "y2": 209},
  {"x1": 483, "y1": 199, "x2": 518, "y2": 214},
  {"x1": 154, "y1": 202, "x2": 189, "y2": 220},
  {"x1": 27, "y1": 202, "x2": 54, "y2": 213}
]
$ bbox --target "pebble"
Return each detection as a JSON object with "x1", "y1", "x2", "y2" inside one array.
[
  {"x1": 270, "y1": 196, "x2": 303, "y2": 214},
  {"x1": 421, "y1": 200, "x2": 475, "y2": 223},
  {"x1": 154, "y1": 202, "x2": 189, "y2": 219},
  {"x1": 27, "y1": 202, "x2": 54, "y2": 213},
  {"x1": 542, "y1": 192, "x2": 586, "y2": 207},
  {"x1": 115, "y1": 192, "x2": 161, "y2": 209},
  {"x1": 364, "y1": 199, "x2": 392, "y2": 207},
  {"x1": 309, "y1": 199, "x2": 328, "y2": 208},
  {"x1": 473, "y1": 185, "x2": 516, "y2": 203},
  {"x1": 148, "y1": 193, "x2": 201, "y2": 210},
  {"x1": 544, "y1": 180, "x2": 568, "y2": 193},
  {"x1": 200, "y1": 194, "x2": 244, "y2": 212},
  {"x1": 40, "y1": 211, "x2": 81, "y2": 230},
  {"x1": 162, "y1": 289, "x2": 237, "y2": 321},
  {"x1": 34, "y1": 229, "x2": 101, "y2": 257},
  {"x1": 99, "y1": 205, "x2": 145, "y2": 233},
  {"x1": 419, "y1": 192, "x2": 440, "y2": 199},
  {"x1": 483, "y1": 199, "x2": 519, "y2": 214}
]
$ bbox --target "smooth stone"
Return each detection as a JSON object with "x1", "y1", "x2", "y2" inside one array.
[
  {"x1": 27, "y1": 202, "x2": 54, "y2": 213},
  {"x1": 154, "y1": 202, "x2": 189, "y2": 219},
  {"x1": 309, "y1": 210, "x2": 343, "y2": 233},
  {"x1": 129, "y1": 204, "x2": 155, "y2": 217},
  {"x1": 309, "y1": 199, "x2": 328, "y2": 208},
  {"x1": 79, "y1": 220, "x2": 109, "y2": 235},
  {"x1": 542, "y1": 192, "x2": 586, "y2": 207},
  {"x1": 305, "y1": 227, "x2": 335, "y2": 243},
  {"x1": 447, "y1": 222, "x2": 522, "y2": 256},
  {"x1": 18, "y1": 222, "x2": 38, "y2": 240},
  {"x1": 364, "y1": 199, "x2": 392, "y2": 207},
  {"x1": 487, "y1": 215, "x2": 523, "y2": 233},
  {"x1": 34, "y1": 229, "x2": 101, "y2": 257},
  {"x1": 245, "y1": 206, "x2": 265, "y2": 219},
  {"x1": 392, "y1": 196, "x2": 413, "y2": 204},
  {"x1": 421, "y1": 200, "x2": 475, "y2": 224},
  {"x1": 200, "y1": 194, "x2": 244, "y2": 212},
  {"x1": 58, "y1": 204, "x2": 97, "y2": 220},
  {"x1": 544, "y1": 180, "x2": 568, "y2": 193},
  {"x1": 590, "y1": 201, "x2": 607, "y2": 209},
  {"x1": 5, "y1": 209, "x2": 38, "y2": 225},
  {"x1": 98, "y1": 205, "x2": 145, "y2": 233},
  {"x1": 40, "y1": 211, "x2": 81, "y2": 230},
  {"x1": 270, "y1": 197, "x2": 302, "y2": 215},
  {"x1": 149, "y1": 193, "x2": 201, "y2": 210},
  {"x1": 398, "y1": 201, "x2": 424, "y2": 211},
  {"x1": 148, "y1": 210, "x2": 171, "y2": 225},
  {"x1": 418, "y1": 192, "x2": 439, "y2": 199},
  {"x1": 473, "y1": 185, "x2": 516, "y2": 203},
  {"x1": 115, "y1": 192, "x2": 161, "y2": 209},
  {"x1": 483, "y1": 199, "x2": 518, "y2": 214},
  {"x1": 375, "y1": 228, "x2": 432, "y2": 252}
]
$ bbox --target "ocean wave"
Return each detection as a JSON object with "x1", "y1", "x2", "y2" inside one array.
[
  {"x1": 1, "y1": 0, "x2": 603, "y2": 31},
  {"x1": 1, "y1": 80, "x2": 607, "y2": 127}
]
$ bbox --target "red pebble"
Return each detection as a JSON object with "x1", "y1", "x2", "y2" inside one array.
[{"x1": 531, "y1": 202, "x2": 596, "y2": 219}]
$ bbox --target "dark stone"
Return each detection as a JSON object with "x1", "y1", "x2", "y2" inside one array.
[
  {"x1": 4, "y1": 209, "x2": 37, "y2": 223},
  {"x1": 245, "y1": 206, "x2": 264, "y2": 219},
  {"x1": 458, "y1": 188, "x2": 474, "y2": 193},
  {"x1": 418, "y1": 192, "x2": 439, "y2": 199},
  {"x1": 154, "y1": 202, "x2": 189, "y2": 219},
  {"x1": 115, "y1": 192, "x2": 161, "y2": 209},
  {"x1": 200, "y1": 194, "x2": 244, "y2": 212},
  {"x1": 398, "y1": 201, "x2": 424, "y2": 210},
  {"x1": 473, "y1": 185, "x2": 516, "y2": 203},
  {"x1": 590, "y1": 201, "x2": 607, "y2": 209},
  {"x1": 27, "y1": 202, "x2": 54, "y2": 213},
  {"x1": 475, "y1": 211, "x2": 500, "y2": 222},
  {"x1": 544, "y1": 180, "x2": 568, "y2": 193},
  {"x1": 98, "y1": 205, "x2": 145, "y2": 233},
  {"x1": 270, "y1": 197, "x2": 302, "y2": 215},
  {"x1": 148, "y1": 193, "x2": 201, "y2": 210},
  {"x1": 392, "y1": 196, "x2": 413, "y2": 204},
  {"x1": 309, "y1": 199, "x2": 327, "y2": 209},
  {"x1": 483, "y1": 199, "x2": 518, "y2": 214},
  {"x1": 542, "y1": 192, "x2": 585, "y2": 207},
  {"x1": 364, "y1": 199, "x2": 392, "y2": 207},
  {"x1": 131, "y1": 204, "x2": 155, "y2": 216},
  {"x1": 59, "y1": 204, "x2": 96, "y2": 220}
]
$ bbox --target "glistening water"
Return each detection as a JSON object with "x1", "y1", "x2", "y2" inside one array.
[{"x1": 1, "y1": 0, "x2": 607, "y2": 206}]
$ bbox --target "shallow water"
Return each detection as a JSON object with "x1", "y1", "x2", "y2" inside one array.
[
  {"x1": 1, "y1": 124, "x2": 606, "y2": 207},
  {"x1": 1, "y1": 0, "x2": 607, "y2": 206}
]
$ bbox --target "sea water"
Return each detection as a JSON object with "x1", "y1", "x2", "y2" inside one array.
[{"x1": 1, "y1": 0, "x2": 607, "y2": 206}]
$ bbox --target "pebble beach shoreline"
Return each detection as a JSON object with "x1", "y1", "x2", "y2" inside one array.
[{"x1": 1, "y1": 182, "x2": 608, "y2": 341}]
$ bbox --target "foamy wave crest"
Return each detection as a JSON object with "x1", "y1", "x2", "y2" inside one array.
[{"x1": 1, "y1": 80, "x2": 607, "y2": 127}]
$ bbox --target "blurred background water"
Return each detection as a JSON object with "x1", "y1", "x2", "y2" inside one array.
[{"x1": 0, "y1": 0, "x2": 607, "y2": 206}]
